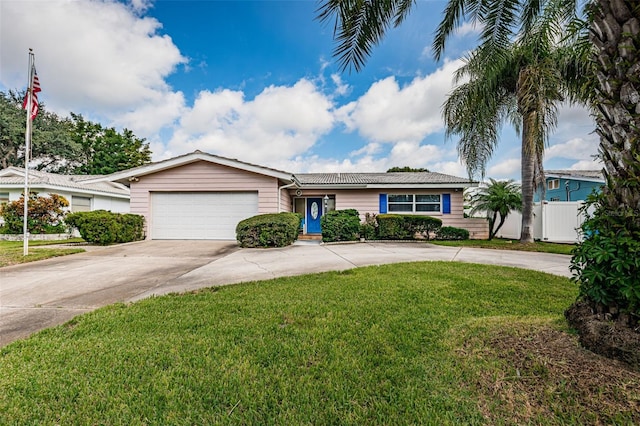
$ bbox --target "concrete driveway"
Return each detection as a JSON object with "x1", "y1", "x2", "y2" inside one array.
[{"x1": 0, "y1": 240, "x2": 572, "y2": 347}]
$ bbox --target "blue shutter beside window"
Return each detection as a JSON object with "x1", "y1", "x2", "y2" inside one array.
[
  {"x1": 379, "y1": 194, "x2": 387, "y2": 213},
  {"x1": 442, "y1": 193, "x2": 451, "y2": 214}
]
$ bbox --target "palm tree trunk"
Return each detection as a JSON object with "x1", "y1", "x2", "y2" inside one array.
[
  {"x1": 520, "y1": 117, "x2": 535, "y2": 243},
  {"x1": 590, "y1": 0, "x2": 640, "y2": 213}
]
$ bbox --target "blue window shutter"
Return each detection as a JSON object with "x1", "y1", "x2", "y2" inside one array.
[
  {"x1": 442, "y1": 193, "x2": 451, "y2": 214},
  {"x1": 379, "y1": 194, "x2": 388, "y2": 213}
]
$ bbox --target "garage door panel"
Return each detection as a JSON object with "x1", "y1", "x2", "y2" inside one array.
[{"x1": 151, "y1": 192, "x2": 258, "y2": 240}]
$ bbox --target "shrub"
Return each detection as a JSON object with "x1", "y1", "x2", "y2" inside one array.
[
  {"x1": 403, "y1": 215, "x2": 443, "y2": 240},
  {"x1": 65, "y1": 210, "x2": 145, "y2": 245},
  {"x1": 359, "y1": 213, "x2": 378, "y2": 240},
  {"x1": 570, "y1": 192, "x2": 640, "y2": 317},
  {"x1": 236, "y1": 213, "x2": 300, "y2": 248},
  {"x1": 435, "y1": 226, "x2": 470, "y2": 240},
  {"x1": 377, "y1": 214, "x2": 442, "y2": 240},
  {"x1": 0, "y1": 193, "x2": 68, "y2": 234},
  {"x1": 377, "y1": 214, "x2": 410, "y2": 240},
  {"x1": 321, "y1": 209, "x2": 360, "y2": 243}
]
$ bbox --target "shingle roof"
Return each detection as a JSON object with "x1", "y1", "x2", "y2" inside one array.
[
  {"x1": 295, "y1": 172, "x2": 474, "y2": 185},
  {"x1": 546, "y1": 170, "x2": 604, "y2": 181},
  {"x1": 0, "y1": 167, "x2": 129, "y2": 196}
]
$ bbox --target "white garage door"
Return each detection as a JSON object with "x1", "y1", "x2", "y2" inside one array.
[{"x1": 151, "y1": 192, "x2": 258, "y2": 240}]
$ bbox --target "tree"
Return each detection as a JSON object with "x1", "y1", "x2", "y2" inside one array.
[
  {"x1": 0, "y1": 90, "x2": 152, "y2": 175},
  {"x1": 565, "y1": 1, "x2": 640, "y2": 361},
  {"x1": 318, "y1": 0, "x2": 583, "y2": 243},
  {"x1": 442, "y1": 19, "x2": 580, "y2": 243},
  {"x1": 468, "y1": 179, "x2": 522, "y2": 240},
  {"x1": 0, "y1": 90, "x2": 78, "y2": 173},
  {"x1": 386, "y1": 166, "x2": 429, "y2": 172},
  {"x1": 70, "y1": 113, "x2": 152, "y2": 175}
]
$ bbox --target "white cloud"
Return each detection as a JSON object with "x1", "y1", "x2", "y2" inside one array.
[
  {"x1": 546, "y1": 137, "x2": 599, "y2": 161},
  {"x1": 166, "y1": 79, "x2": 335, "y2": 164},
  {"x1": 569, "y1": 158, "x2": 604, "y2": 170},
  {"x1": 455, "y1": 21, "x2": 481, "y2": 37},
  {"x1": 0, "y1": 0, "x2": 186, "y2": 134},
  {"x1": 488, "y1": 158, "x2": 521, "y2": 178},
  {"x1": 337, "y1": 59, "x2": 464, "y2": 144},
  {"x1": 331, "y1": 73, "x2": 350, "y2": 96}
]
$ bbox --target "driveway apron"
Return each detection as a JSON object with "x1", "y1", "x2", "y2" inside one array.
[{"x1": 0, "y1": 241, "x2": 237, "y2": 347}]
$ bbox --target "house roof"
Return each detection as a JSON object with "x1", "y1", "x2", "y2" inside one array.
[
  {"x1": 545, "y1": 169, "x2": 605, "y2": 183},
  {"x1": 90, "y1": 151, "x2": 475, "y2": 189},
  {"x1": 90, "y1": 151, "x2": 297, "y2": 184},
  {"x1": 296, "y1": 172, "x2": 475, "y2": 189},
  {"x1": 0, "y1": 167, "x2": 130, "y2": 198}
]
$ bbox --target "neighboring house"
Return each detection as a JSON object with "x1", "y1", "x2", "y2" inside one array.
[
  {"x1": 497, "y1": 170, "x2": 605, "y2": 243},
  {"x1": 0, "y1": 167, "x2": 130, "y2": 218},
  {"x1": 535, "y1": 170, "x2": 605, "y2": 202},
  {"x1": 97, "y1": 151, "x2": 488, "y2": 240}
]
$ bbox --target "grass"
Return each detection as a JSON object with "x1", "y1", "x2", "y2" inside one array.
[
  {"x1": 1, "y1": 261, "x2": 637, "y2": 424},
  {"x1": 0, "y1": 239, "x2": 85, "y2": 267},
  {"x1": 431, "y1": 238, "x2": 575, "y2": 255}
]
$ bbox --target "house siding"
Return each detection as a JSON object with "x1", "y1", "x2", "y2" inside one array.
[
  {"x1": 129, "y1": 161, "x2": 281, "y2": 237},
  {"x1": 535, "y1": 177, "x2": 603, "y2": 202},
  {"x1": 290, "y1": 188, "x2": 488, "y2": 239}
]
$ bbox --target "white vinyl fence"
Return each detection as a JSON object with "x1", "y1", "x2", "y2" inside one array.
[{"x1": 495, "y1": 201, "x2": 586, "y2": 243}]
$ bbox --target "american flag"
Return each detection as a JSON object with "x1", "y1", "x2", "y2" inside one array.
[{"x1": 23, "y1": 65, "x2": 41, "y2": 121}]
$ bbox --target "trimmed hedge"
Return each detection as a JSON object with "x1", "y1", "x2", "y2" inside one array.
[
  {"x1": 321, "y1": 209, "x2": 361, "y2": 243},
  {"x1": 65, "y1": 210, "x2": 145, "y2": 245},
  {"x1": 236, "y1": 213, "x2": 300, "y2": 248},
  {"x1": 377, "y1": 214, "x2": 443, "y2": 240},
  {"x1": 435, "y1": 226, "x2": 470, "y2": 240}
]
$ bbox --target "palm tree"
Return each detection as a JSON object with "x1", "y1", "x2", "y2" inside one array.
[
  {"x1": 443, "y1": 14, "x2": 579, "y2": 242},
  {"x1": 588, "y1": 1, "x2": 640, "y2": 218},
  {"x1": 469, "y1": 179, "x2": 522, "y2": 240},
  {"x1": 318, "y1": 0, "x2": 582, "y2": 243}
]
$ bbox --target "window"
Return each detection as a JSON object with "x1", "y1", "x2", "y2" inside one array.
[
  {"x1": 388, "y1": 194, "x2": 441, "y2": 213},
  {"x1": 72, "y1": 196, "x2": 91, "y2": 212},
  {"x1": 0, "y1": 192, "x2": 9, "y2": 206},
  {"x1": 548, "y1": 179, "x2": 560, "y2": 190}
]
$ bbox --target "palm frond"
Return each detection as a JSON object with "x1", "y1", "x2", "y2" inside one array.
[
  {"x1": 433, "y1": 0, "x2": 480, "y2": 60},
  {"x1": 316, "y1": 0, "x2": 416, "y2": 73}
]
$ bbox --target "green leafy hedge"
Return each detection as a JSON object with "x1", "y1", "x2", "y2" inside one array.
[
  {"x1": 236, "y1": 213, "x2": 300, "y2": 248},
  {"x1": 321, "y1": 209, "x2": 360, "y2": 243},
  {"x1": 377, "y1": 214, "x2": 443, "y2": 240},
  {"x1": 435, "y1": 226, "x2": 470, "y2": 240},
  {"x1": 65, "y1": 210, "x2": 145, "y2": 245},
  {"x1": 570, "y1": 193, "x2": 640, "y2": 316}
]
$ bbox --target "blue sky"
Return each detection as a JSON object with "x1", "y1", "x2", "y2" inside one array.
[{"x1": 0, "y1": 0, "x2": 600, "y2": 179}]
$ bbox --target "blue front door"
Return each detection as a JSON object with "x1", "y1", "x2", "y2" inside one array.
[{"x1": 306, "y1": 198, "x2": 323, "y2": 233}]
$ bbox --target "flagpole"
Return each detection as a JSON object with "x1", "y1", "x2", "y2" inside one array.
[{"x1": 23, "y1": 49, "x2": 34, "y2": 256}]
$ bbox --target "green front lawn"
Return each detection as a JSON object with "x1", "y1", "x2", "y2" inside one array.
[
  {"x1": 1, "y1": 262, "x2": 637, "y2": 424},
  {"x1": 431, "y1": 238, "x2": 575, "y2": 255},
  {"x1": 0, "y1": 239, "x2": 85, "y2": 267}
]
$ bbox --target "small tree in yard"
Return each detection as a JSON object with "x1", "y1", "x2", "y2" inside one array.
[
  {"x1": 0, "y1": 193, "x2": 69, "y2": 234},
  {"x1": 469, "y1": 179, "x2": 522, "y2": 240}
]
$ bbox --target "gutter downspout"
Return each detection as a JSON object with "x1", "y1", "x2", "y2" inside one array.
[
  {"x1": 278, "y1": 182, "x2": 297, "y2": 213},
  {"x1": 565, "y1": 181, "x2": 581, "y2": 202}
]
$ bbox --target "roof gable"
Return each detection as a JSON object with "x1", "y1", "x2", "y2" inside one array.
[{"x1": 91, "y1": 151, "x2": 296, "y2": 184}]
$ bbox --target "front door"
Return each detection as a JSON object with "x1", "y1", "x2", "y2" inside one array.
[{"x1": 306, "y1": 198, "x2": 323, "y2": 233}]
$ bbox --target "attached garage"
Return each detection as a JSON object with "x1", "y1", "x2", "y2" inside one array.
[{"x1": 151, "y1": 192, "x2": 258, "y2": 240}]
